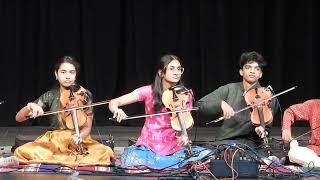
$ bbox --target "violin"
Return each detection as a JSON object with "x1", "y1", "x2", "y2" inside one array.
[
  {"x1": 59, "y1": 85, "x2": 88, "y2": 130},
  {"x1": 108, "y1": 85, "x2": 198, "y2": 128},
  {"x1": 60, "y1": 85, "x2": 89, "y2": 156},
  {"x1": 28, "y1": 85, "x2": 110, "y2": 156},
  {"x1": 162, "y1": 85, "x2": 194, "y2": 131},
  {"x1": 244, "y1": 86, "x2": 273, "y2": 126},
  {"x1": 244, "y1": 86, "x2": 273, "y2": 154},
  {"x1": 206, "y1": 86, "x2": 297, "y2": 125},
  {"x1": 162, "y1": 85, "x2": 194, "y2": 155},
  {"x1": 107, "y1": 85, "x2": 197, "y2": 156}
]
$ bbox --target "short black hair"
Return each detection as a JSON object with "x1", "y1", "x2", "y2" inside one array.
[{"x1": 239, "y1": 51, "x2": 267, "y2": 69}]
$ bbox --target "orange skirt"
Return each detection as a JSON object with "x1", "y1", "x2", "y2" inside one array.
[{"x1": 14, "y1": 130, "x2": 114, "y2": 166}]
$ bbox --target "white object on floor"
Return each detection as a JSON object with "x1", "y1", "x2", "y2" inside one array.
[
  {"x1": 0, "y1": 156, "x2": 19, "y2": 166},
  {"x1": 288, "y1": 140, "x2": 320, "y2": 167},
  {"x1": 68, "y1": 172, "x2": 83, "y2": 180}
]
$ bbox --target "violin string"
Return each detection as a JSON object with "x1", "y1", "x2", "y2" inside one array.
[{"x1": 295, "y1": 124, "x2": 320, "y2": 140}]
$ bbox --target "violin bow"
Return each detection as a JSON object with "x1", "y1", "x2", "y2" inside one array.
[
  {"x1": 41, "y1": 100, "x2": 110, "y2": 116},
  {"x1": 206, "y1": 86, "x2": 298, "y2": 125},
  {"x1": 294, "y1": 124, "x2": 320, "y2": 140},
  {"x1": 108, "y1": 107, "x2": 199, "y2": 121}
]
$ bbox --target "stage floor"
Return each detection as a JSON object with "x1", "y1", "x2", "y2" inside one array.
[
  {"x1": 0, "y1": 126, "x2": 310, "y2": 155},
  {"x1": 0, "y1": 126, "x2": 313, "y2": 179}
]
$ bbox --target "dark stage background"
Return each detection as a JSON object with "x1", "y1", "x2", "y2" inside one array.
[{"x1": 0, "y1": 0, "x2": 319, "y2": 127}]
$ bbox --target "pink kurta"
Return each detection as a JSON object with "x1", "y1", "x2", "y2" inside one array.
[
  {"x1": 282, "y1": 99, "x2": 320, "y2": 155},
  {"x1": 134, "y1": 85, "x2": 192, "y2": 155}
]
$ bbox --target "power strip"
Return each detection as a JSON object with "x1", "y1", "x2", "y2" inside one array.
[{"x1": 210, "y1": 160, "x2": 258, "y2": 178}]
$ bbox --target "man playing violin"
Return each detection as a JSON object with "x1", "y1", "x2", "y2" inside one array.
[
  {"x1": 197, "y1": 51, "x2": 278, "y2": 148},
  {"x1": 108, "y1": 54, "x2": 211, "y2": 169},
  {"x1": 14, "y1": 56, "x2": 114, "y2": 166}
]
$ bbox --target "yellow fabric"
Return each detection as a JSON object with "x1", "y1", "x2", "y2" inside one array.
[{"x1": 14, "y1": 130, "x2": 114, "y2": 166}]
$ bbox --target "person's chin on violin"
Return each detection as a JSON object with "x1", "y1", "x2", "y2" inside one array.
[
  {"x1": 197, "y1": 51, "x2": 278, "y2": 148},
  {"x1": 108, "y1": 54, "x2": 211, "y2": 169},
  {"x1": 14, "y1": 56, "x2": 114, "y2": 166}
]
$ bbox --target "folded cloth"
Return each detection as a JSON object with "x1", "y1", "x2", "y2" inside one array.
[{"x1": 121, "y1": 145, "x2": 212, "y2": 169}]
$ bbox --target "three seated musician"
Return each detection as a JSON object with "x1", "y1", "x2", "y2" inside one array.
[
  {"x1": 14, "y1": 56, "x2": 114, "y2": 166},
  {"x1": 108, "y1": 54, "x2": 211, "y2": 169},
  {"x1": 197, "y1": 51, "x2": 278, "y2": 150}
]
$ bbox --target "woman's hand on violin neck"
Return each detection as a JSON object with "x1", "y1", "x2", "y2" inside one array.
[
  {"x1": 113, "y1": 108, "x2": 127, "y2": 123},
  {"x1": 27, "y1": 103, "x2": 44, "y2": 118},
  {"x1": 177, "y1": 134, "x2": 191, "y2": 146},
  {"x1": 255, "y1": 126, "x2": 268, "y2": 138},
  {"x1": 221, "y1": 101, "x2": 235, "y2": 119},
  {"x1": 282, "y1": 129, "x2": 292, "y2": 143}
]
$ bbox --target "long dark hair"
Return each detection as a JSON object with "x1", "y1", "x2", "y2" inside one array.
[{"x1": 152, "y1": 54, "x2": 183, "y2": 112}]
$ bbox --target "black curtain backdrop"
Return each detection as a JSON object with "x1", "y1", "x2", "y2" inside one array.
[{"x1": 0, "y1": 0, "x2": 319, "y2": 127}]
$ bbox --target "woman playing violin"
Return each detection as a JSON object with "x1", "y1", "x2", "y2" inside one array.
[
  {"x1": 14, "y1": 56, "x2": 114, "y2": 166},
  {"x1": 109, "y1": 54, "x2": 210, "y2": 169},
  {"x1": 197, "y1": 51, "x2": 278, "y2": 148}
]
